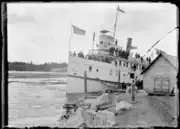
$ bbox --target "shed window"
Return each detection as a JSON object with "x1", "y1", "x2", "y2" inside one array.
[{"x1": 89, "y1": 66, "x2": 92, "y2": 72}]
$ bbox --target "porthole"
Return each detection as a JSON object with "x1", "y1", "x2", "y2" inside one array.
[{"x1": 89, "y1": 66, "x2": 92, "y2": 72}]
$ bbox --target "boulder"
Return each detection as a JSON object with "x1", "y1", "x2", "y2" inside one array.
[
  {"x1": 91, "y1": 93, "x2": 110, "y2": 110},
  {"x1": 65, "y1": 108, "x2": 84, "y2": 127},
  {"x1": 98, "y1": 110, "x2": 116, "y2": 125},
  {"x1": 81, "y1": 109, "x2": 97, "y2": 127},
  {"x1": 137, "y1": 90, "x2": 148, "y2": 96},
  {"x1": 115, "y1": 101, "x2": 132, "y2": 114},
  {"x1": 84, "y1": 109, "x2": 115, "y2": 127}
]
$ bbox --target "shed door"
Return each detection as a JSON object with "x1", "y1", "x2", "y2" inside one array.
[
  {"x1": 162, "y1": 79, "x2": 170, "y2": 92},
  {"x1": 154, "y1": 78, "x2": 162, "y2": 92},
  {"x1": 154, "y1": 77, "x2": 170, "y2": 93}
]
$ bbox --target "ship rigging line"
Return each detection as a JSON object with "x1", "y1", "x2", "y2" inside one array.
[{"x1": 146, "y1": 26, "x2": 179, "y2": 53}]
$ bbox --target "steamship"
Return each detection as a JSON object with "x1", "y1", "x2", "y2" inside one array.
[{"x1": 66, "y1": 6, "x2": 150, "y2": 94}]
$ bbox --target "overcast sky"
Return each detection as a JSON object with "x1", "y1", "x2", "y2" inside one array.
[{"x1": 8, "y1": 2, "x2": 177, "y2": 64}]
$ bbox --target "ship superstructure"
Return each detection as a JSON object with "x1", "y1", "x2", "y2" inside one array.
[{"x1": 67, "y1": 6, "x2": 150, "y2": 94}]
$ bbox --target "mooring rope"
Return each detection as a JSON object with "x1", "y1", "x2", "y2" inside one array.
[{"x1": 95, "y1": 78, "x2": 118, "y2": 88}]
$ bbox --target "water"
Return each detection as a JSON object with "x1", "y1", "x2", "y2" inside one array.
[{"x1": 8, "y1": 71, "x2": 68, "y2": 127}]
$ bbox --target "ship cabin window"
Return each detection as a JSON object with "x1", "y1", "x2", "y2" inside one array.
[
  {"x1": 100, "y1": 41, "x2": 103, "y2": 44},
  {"x1": 115, "y1": 61, "x2": 117, "y2": 66},
  {"x1": 136, "y1": 64, "x2": 138, "y2": 69},
  {"x1": 119, "y1": 61, "x2": 121, "y2": 66},
  {"x1": 96, "y1": 69, "x2": 99, "y2": 72},
  {"x1": 104, "y1": 43, "x2": 107, "y2": 48},
  {"x1": 128, "y1": 62, "x2": 131, "y2": 67},
  {"x1": 123, "y1": 62, "x2": 126, "y2": 67},
  {"x1": 130, "y1": 73, "x2": 135, "y2": 79},
  {"x1": 89, "y1": 66, "x2": 92, "y2": 72},
  {"x1": 109, "y1": 69, "x2": 113, "y2": 76},
  {"x1": 116, "y1": 70, "x2": 119, "y2": 76},
  {"x1": 126, "y1": 62, "x2": 128, "y2": 67},
  {"x1": 131, "y1": 63, "x2": 134, "y2": 67}
]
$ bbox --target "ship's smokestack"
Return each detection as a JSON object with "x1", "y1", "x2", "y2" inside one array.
[{"x1": 126, "y1": 38, "x2": 132, "y2": 53}]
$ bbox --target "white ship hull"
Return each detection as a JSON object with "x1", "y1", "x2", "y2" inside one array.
[
  {"x1": 66, "y1": 56, "x2": 144, "y2": 94},
  {"x1": 66, "y1": 75, "x2": 106, "y2": 94}
]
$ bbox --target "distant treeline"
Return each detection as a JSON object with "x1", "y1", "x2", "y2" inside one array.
[{"x1": 8, "y1": 61, "x2": 68, "y2": 72}]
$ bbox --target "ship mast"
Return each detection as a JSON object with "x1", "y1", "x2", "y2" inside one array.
[
  {"x1": 113, "y1": 9, "x2": 119, "y2": 37},
  {"x1": 113, "y1": 5, "x2": 125, "y2": 37}
]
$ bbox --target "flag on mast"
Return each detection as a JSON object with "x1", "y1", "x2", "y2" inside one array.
[
  {"x1": 72, "y1": 25, "x2": 86, "y2": 35},
  {"x1": 93, "y1": 32, "x2": 95, "y2": 42},
  {"x1": 117, "y1": 5, "x2": 125, "y2": 13}
]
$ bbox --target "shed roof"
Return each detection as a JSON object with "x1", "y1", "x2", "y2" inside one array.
[{"x1": 141, "y1": 52, "x2": 178, "y2": 74}]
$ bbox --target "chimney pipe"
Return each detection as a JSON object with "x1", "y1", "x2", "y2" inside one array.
[{"x1": 126, "y1": 38, "x2": 132, "y2": 53}]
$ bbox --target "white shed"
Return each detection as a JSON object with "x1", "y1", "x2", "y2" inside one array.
[{"x1": 141, "y1": 53, "x2": 178, "y2": 94}]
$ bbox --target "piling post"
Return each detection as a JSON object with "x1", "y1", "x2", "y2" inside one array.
[
  {"x1": 132, "y1": 82, "x2": 135, "y2": 101},
  {"x1": 84, "y1": 70, "x2": 87, "y2": 98},
  {"x1": 132, "y1": 76, "x2": 137, "y2": 102},
  {"x1": 118, "y1": 69, "x2": 121, "y2": 89}
]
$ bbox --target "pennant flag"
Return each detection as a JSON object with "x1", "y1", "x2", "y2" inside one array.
[
  {"x1": 93, "y1": 32, "x2": 95, "y2": 42},
  {"x1": 130, "y1": 45, "x2": 137, "y2": 49},
  {"x1": 72, "y1": 25, "x2": 86, "y2": 35},
  {"x1": 117, "y1": 5, "x2": 125, "y2": 13},
  {"x1": 100, "y1": 30, "x2": 110, "y2": 33}
]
